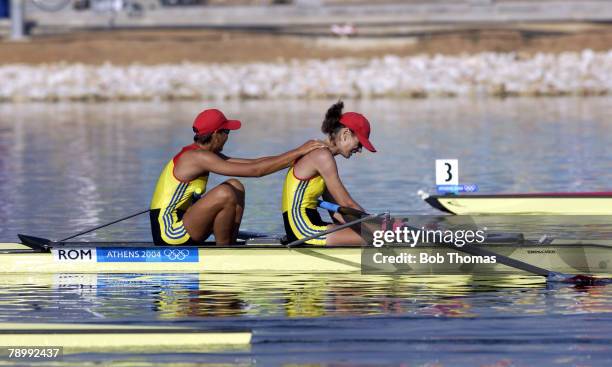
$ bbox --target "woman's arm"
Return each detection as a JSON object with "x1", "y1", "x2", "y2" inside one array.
[
  {"x1": 322, "y1": 190, "x2": 345, "y2": 224},
  {"x1": 313, "y1": 149, "x2": 365, "y2": 212},
  {"x1": 216, "y1": 153, "x2": 266, "y2": 164},
  {"x1": 175, "y1": 140, "x2": 326, "y2": 181}
]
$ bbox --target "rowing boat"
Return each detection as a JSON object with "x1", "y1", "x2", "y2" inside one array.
[
  {"x1": 423, "y1": 192, "x2": 612, "y2": 215},
  {"x1": 1, "y1": 234, "x2": 609, "y2": 275},
  {"x1": 0, "y1": 323, "x2": 250, "y2": 353}
]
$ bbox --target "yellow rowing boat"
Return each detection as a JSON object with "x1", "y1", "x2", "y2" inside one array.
[
  {"x1": 1, "y1": 235, "x2": 610, "y2": 275},
  {"x1": 424, "y1": 192, "x2": 612, "y2": 215}
]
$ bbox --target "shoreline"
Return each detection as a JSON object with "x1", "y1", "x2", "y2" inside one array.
[
  {"x1": 1, "y1": 27, "x2": 612, "y2": 65},
  {"x1": 1, "y1": 50, "x2": 610, "y2": 102},
  {"x1": 2, "y1": 28, "x2": 610, "y2": 102}
]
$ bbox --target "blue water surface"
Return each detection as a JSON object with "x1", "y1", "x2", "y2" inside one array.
[{"x1": 0, "y1": 97, "x2": 611, "y2": 366}]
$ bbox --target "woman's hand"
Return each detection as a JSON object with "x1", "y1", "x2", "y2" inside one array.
[{"x1": 297, "y1": 140, "x2": 329, "y2": 155}]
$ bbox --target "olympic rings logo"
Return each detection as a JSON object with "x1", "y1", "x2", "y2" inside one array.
[
  {"x1": 464, "y1": 184, "x2": 477, "y2": 193},
  {"x1": 163, "y1": 249, "x2": 191, "y2": 261}
]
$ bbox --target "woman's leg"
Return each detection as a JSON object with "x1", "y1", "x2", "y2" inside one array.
[
  {"x1": 324, "y1": 211, "x2": 385, "y2": 246},
  {"x1": 183, "y1": 179, "x2": 245, "y2": 245},
  {"x1": 226, "y1": 179, "x2": 245, "y2": 242},
  {"x1": 325, "y1": 225, "x2": 366, "y2": 246}
]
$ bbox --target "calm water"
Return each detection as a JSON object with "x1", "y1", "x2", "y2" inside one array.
[{"x1": 0, "y1": 97, "x2": 611, "y2": 366}]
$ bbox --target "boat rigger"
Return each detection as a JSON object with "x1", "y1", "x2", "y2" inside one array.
[
  {"x1": 422, "y1": 192, "x2": 612, "y2": 215},
  {"x1": 0, "y1": 234, "x2": 610, "y2": 275}
]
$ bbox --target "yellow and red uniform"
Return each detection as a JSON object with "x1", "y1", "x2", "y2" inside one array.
[
  {"x1": 150, "y1": 144, "x2": 208, "y2": 245},
  {"x1": 281, "y1": 165, "x2": 329, "y2": 246}
]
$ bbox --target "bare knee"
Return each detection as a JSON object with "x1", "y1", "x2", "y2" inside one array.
[
  {"x1": 224, "y1": 179, "x2": 245, "y2": 193},
  {"x1": 223, "y1": 179, "x2": 245, "y2": 204},
  {"x1": 213, "y1": 184, "x2": 239, "y2": 205}
]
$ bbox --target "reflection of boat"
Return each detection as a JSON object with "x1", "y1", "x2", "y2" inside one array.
[
  {"x1": 0, "y1": 234, "x2": 609, "y2": 275},
  {"x1": 0, "y1": 273, "x2": 553, "y2": 319},
  {"x1": 423, "y1": 192, "x2": 612, "y2": 215},
  {"x1": 0, "y1": 322, "x2": 251, "y2": 352}
]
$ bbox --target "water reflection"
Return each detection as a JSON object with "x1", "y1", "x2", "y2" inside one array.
[
  {"x1": 0, "y1": 272, "x2": 610, "y2": 366},
  {"x1": 0, "y1": 273, "x2": 610, "y2": 322}
]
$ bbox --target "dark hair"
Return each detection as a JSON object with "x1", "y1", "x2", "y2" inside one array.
[
  {"x1": 193, "y1": 133, "x2": 213, "y2": 144},
  {"x1": 321, "y1": 101, "x2": 345, "y2": 137}
]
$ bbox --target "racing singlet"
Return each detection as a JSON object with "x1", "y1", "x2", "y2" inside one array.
[
  {"x1": 281, "y1": 165, "x2": 329, "y2": 246},
  {"x1": 150, "y1": 144, "x2": 208, "y2": 245}
]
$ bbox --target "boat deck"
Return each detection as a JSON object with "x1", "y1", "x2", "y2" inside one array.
[{"x1": 0, "y1": 236, "x2": 610, "y2": 275}]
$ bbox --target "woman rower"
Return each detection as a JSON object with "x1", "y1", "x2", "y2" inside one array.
[
  {"x1": 281, "y1": 101, "x2": 376, "y2": 246},
  {"x1": 150, "y1": 108, "x2": 326, "y2": 246}
]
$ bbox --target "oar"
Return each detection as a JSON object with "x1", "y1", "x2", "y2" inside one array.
[
  {"x1": 317, "y1": 200, "x2": 367, "y2": 217},
  {"x1": 444, "y1": 241, "x2": 608, "y2": 285},
  {"x1": 315, "y1": 202, "x2": 608, "y2": 285},
  {"x1": 59, "y1": 189, "x2": 192, "y2": 241},
  {"x1": 58, "y1": 208, "x2": 267, "y2": 242},
  {"x1": 285, "y1": 201, "x2": 386, "y2": 248},
  {"x1": 59, "y1": 209, "x2": 151, "y2": 242}
]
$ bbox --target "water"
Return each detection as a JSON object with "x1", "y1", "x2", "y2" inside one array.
[
  {"x1": 1, "y1": 97, "x2": 611, "y2": 240},
  {"x1": 0, "y1": 97, "x2": 611, "y2": 366},
  {"x1": 0, "y1": 273, "x2": 610, "y2": 366}
]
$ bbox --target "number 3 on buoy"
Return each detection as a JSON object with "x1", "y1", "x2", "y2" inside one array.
[{"x1": 436, "y1": 159, "x2": 458, "y2": 186}]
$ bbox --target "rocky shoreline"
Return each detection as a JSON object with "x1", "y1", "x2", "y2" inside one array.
[{"x1": 1, "y1": 50, "x2": 610, "y2": 101}]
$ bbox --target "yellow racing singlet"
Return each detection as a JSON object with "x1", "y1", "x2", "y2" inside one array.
[
  {"x1": 281, "y1": 165, "x2": 329, "y2": 246},
  {"x1": 150, "y1": 144, "x2": 208, "y2": 245}
]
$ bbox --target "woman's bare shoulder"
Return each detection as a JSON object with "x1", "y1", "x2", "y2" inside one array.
[
  {"x1": 295, "y1": 147, "x2": 334, "y2": 175},
  {"x1": 305, "y1": 146, "x2": 333, "y2": 161}
]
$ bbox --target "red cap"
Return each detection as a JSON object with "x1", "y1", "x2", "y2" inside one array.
[
  {"x1": 340, "y1": 112, "x2": 376, "y2": 152},
  {"x1": 193, "y1": 109, "x2": 241, "y2": 135}
]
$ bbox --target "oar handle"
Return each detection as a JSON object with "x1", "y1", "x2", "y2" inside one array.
[
  {"x1": 318, "y1": 200, "x2": 367, "y2": 217},
  {"x1": 318, "y1": 199, "x2": 390, "y2": 231}
]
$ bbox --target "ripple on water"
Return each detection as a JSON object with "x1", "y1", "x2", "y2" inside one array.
[{"x1": 0, "y1": 97, "x2": 611, "y2": 365}]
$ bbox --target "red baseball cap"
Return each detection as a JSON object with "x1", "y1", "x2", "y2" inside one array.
[
  {"x1": 193, "y1": 109, "x2": 241, "y2": 135},
  {"x1": 340, "y1": 112, "x2": 376, "y2": 152}
]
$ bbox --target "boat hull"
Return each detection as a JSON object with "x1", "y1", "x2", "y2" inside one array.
[
  {"x1": 1, "y1": 241, "x2": 610, "y2": 275},
  {"x1": 425, "y1": 192, "x2": 612, "y2": 215}
]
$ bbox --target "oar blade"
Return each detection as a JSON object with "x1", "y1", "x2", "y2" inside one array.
[
  {"x1": 17, "y1": 234, "x2": 52, "y2": 252},
  {"x1": 547, "y1": 272, "x2": 611, "y2": 286}
]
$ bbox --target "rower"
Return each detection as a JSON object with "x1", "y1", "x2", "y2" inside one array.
[
  {"x1": 281, "y1": 101, "x2": 376, "y2": 246},
  {"x1": 150, "y1": 108, "x2": 326, "y2": 246}
]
